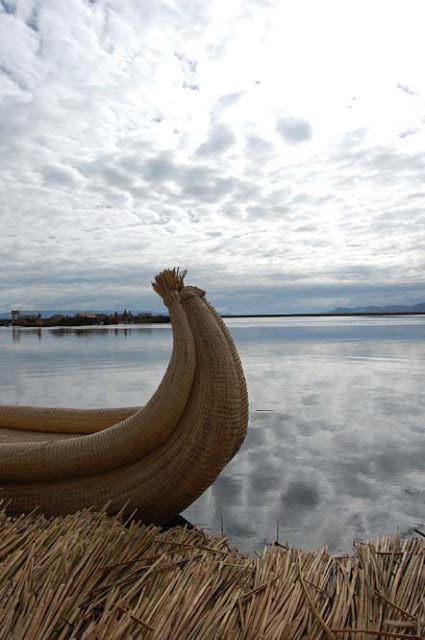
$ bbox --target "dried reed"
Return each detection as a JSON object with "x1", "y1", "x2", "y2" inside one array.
[{"x1": 0, "y1": 508, "x2": 424, "y2": 639}]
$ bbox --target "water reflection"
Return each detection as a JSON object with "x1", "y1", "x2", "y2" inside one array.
[
  {"x1": 47, "y1": 326, "x2": 156, "y2": 338},
  {"x1": 0, "y1": 324, "x2": 172, "y2": 409},
  {"x1": 1, "y1": 316, "x2": 425, "y2": 553},
  {"x1": 8, "y1": 325, "x2": 167, "y2": 341},
  {"x1": 184, "y1": 316, "x2": 425, "y2": 553},
  {"x1": 12, "y1": 327, "x2": 43, "y2": 341}
]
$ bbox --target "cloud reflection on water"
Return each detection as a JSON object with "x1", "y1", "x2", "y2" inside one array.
[
  {"x1": 185, "y1": 317, "x2": 425, "y2": 553},
  {"x1": 1, "y1": 317, "x2": 425, "y2": 554}
]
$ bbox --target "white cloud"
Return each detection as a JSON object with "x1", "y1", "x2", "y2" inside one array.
[
  {"x1": 196, "y1": 123, "x2": 237, "y2": 156},
  {"x1": 276, "y1": 116, "x2": 312, "y2": 145},
  {"x1": 0, "y1": 0, "x2": 425, "y2": 313}
]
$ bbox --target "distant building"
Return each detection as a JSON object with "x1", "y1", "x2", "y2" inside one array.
[{"x1": 11, "y1": 310, "x2": 42, "y2": 327}]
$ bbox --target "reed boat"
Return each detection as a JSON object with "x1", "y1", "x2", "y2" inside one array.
[{"x1": 0, "y1": 269, "x2": 248, "y2": 523}]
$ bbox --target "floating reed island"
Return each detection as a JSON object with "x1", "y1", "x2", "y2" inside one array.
[{"x1": 1, "y1": 507, "x2": 425, "y2": 639}]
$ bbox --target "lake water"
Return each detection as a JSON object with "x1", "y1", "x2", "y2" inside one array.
[{"x1": 1, "y1": 316, "x2": 425, "y2": 554}]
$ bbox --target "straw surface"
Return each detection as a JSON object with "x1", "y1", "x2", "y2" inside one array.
[{"x1": 1, "y1": 508, "x2": 424, "y2": 640}]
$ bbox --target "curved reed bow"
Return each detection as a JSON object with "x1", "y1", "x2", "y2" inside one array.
[{"x1": 0, "y1": 268, "x2": 249, "y2": 524}]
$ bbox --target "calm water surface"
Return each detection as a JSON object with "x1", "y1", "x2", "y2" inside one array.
[{"x1": 1, "y1": 316, "x2": 424, "y2": 554}]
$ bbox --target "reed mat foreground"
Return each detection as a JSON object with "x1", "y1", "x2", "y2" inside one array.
[{"x1": 1, "y1": 508, "x2": 424, "y2": 639}]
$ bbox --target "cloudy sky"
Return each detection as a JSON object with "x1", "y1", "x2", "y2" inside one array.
[{"x1": 1, "y1": 0, "x2": 425, "y2": 314}]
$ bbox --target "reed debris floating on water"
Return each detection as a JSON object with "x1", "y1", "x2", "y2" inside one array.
[{"x1": 0, "y1": 507, "x2": 424, "y2": 639}]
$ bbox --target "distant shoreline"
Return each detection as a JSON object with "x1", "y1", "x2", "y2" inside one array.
[
  {"x1": 1, "y1": 311, "x2": 425, "y2": 328},
  {"x1": 222, "y1": 311, "x2": 425, "y2": 318}
]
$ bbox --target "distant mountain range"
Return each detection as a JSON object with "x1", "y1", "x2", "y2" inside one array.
[{"x1": 326, "y1": 302, "x2": 425, "y2": 314}]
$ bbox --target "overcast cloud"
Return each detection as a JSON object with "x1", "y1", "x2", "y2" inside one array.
[{"x1": 1, "y1": 0, "x2": 425, "y2": 313}]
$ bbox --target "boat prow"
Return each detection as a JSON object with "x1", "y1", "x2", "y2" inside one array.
[{"x1": 0, "y1": 269, "x2": 249, "y2": 524}]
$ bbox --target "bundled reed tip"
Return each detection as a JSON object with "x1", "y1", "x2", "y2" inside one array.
[
  {"x1": 151, "y1": 267, "x2": 187, "y2": 299},
  {"x1": 1, "y1": 507, "x2": 425, "y2": 640}
]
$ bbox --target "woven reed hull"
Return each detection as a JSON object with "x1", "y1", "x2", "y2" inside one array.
[
  {"x1": 0, "y1": 272, "x2": 249, "y2": 523},
  {"x1": 0, "y1": 405, "x2": 140, "y2": 436}
]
